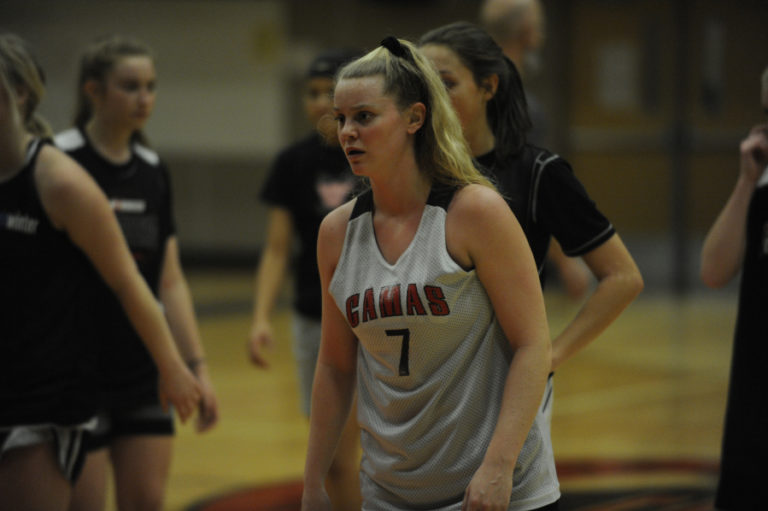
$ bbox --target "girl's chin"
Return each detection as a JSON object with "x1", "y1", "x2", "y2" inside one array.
[{"x1": 131, "y1": 115, "x2": 150, "y2": 126}]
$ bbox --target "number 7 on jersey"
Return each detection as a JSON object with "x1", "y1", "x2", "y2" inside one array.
[{"x1": 386, "y1": 329, "x2": 410, "y2": 376}]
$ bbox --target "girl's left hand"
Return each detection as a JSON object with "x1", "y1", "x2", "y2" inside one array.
[
  {"x1": 301, "y1": 487, "x2": 332, "y2": 511},
  {"x1": 158, "y1": 362, "x2": 202, "y2": 423},
  {"x1": 462, "y1": 461, "x2": 514, "y2": 510},
  {"x1": 193, "y1": 365, "x2": 220, "y2": 432}
]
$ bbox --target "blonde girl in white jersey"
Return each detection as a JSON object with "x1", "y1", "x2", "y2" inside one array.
[{"x1": 302, "y1": 37, "x2": 559, "y2": 511}]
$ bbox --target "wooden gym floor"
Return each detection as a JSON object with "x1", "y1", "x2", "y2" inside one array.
[{"x1": 104, "y1": 267, "x2": 735, "y2": 510}]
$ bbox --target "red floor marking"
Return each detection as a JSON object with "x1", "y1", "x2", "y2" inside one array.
[
  {"x1": 556, "y1": 458, "x2": 719, "y2": 478},
  {"x1": 187, "y1": 459, "x2": 720, "y2": 510},
  {"x1": 188, "y1": 480, "x2": 302, "y2": 511}
]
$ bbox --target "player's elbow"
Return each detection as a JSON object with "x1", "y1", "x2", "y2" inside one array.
[
  {"x1": 606, "y1": 266, "x2": 644, "y2": 304},
  {"x1": 626, "y1": 268, "x2": 644, "y2": 299},
  {"x1": 700, "y1": 265, "x2": 730, "y2": 289}
]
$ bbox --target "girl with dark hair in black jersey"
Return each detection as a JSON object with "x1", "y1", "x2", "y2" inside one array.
[
  {"x1": 0, "y1": 33, "x2": 200, "y2": 511},
  {"x1": 419, "y1": 21, "x2": 643, "y2": 376}
]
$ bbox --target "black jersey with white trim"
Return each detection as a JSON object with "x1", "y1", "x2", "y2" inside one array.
[
  {"x1": 55, "y1": 127, "x2": 175, "y2": 290},
  {"x1": 476, "y1": 145, "x2": 614, "y2": 282},
  {"x1": 55, "y1": 127, "x2": 175, "y2": 408},
  {"x1": 0, "y1": 139, "x2": 99, "y2": 426}
]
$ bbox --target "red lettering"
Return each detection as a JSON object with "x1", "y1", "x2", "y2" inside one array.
[
  {"x1": 379, "y1": 284, "x2": 403, "y2": 318},
  {"x1": 425, "y1": 285, "x2": 449, "y2": 316},
  {"x1": 362, "y1": 288, "x2": 377, "y2": 322},
  {"x1": 406, "y1": 283, "x2": 427, "y2": 316},
  {"x1": 346, "y1": 294, "x2": 360, "y2": 327}
]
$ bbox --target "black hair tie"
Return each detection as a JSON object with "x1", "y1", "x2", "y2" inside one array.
[{"x1": 381, "y1": 36, "x2": 408, "y2": 60}]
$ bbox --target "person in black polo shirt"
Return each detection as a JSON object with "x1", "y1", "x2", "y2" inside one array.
[{"x1": 248, "y1": 48, "x2": 362, "y2": 510}]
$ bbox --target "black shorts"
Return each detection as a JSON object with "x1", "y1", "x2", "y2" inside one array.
[{"x1": 84, "y1": 403, "x2": 174, "y2": 452}]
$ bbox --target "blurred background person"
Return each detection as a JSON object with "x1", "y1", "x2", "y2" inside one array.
[
  {"x1": 700, "y1": 65, "x2": 768, "y2": 511},
  {"x1": 419, "y1": 19, "x2": 642, "y2": 377},
  {"x1": 480, "y1": 0, "x2": 546, "y2": 142},
  {"x1": 55, "y1": 35, "x2": 218, "y2": 511},
  {"x1": 248, "y1": 48, "x2": 362, "y2": 511},
  {"x1": 480, "y1": 0, "x2": 592, "y2": 300},
  {"x1": 0, "y1": 32, "x2": 200, "y2": 511}
]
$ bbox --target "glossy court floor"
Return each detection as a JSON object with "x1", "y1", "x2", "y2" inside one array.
[{"x1": 104, "y1": 267, "x2": 736, "y2": 510}]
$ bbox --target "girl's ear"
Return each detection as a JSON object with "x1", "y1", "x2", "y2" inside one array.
[
  {"x1": 13, "y1": 85, "x2": 29, "y2": 111},
  {"x1": 83, "y1": 79, "x2": 102, "y2": 101},
  {"x1": 481, "y1": 74, "x2": 499, "y2": 101},
  {"x1": 406, "y1": 102, "x2": 426, "y2": 134}
]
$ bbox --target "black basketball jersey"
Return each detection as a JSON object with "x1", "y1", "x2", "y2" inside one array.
[
  {"x1": 476, "y1": 145, "x2": 614, "y2": 283},
  {"x1": 716, "y1": 168, "x2": 768, "y2": 508},
  {"x1": 0, "y1": 139, "x2": 98, "y2": 426},
  {"x1": 55, "y1": 127, "x2": 175, "y2": 409}
]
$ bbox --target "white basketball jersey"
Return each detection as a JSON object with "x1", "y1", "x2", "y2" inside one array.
[{"x1": 329, "y1": 186, "x2": 560, "y2": 510}]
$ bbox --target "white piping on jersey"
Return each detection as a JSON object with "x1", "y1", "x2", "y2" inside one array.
[
  {"x1": 54, "y1": 127, "x2": 160, "y2": 168},
  {"x1": 530, "y1": 152, "x2": 560, "y2": 224},
  {"x1": 53, "y1": 128, "x2": 85, "y2": 151},
  {"x1": 133, "y1": 143, "x2": 159, "y2": 166},
  {"x1": 23, "y1": 138, "x2": 42, "y2": 167},
  {"x1": 566, "y1": 224, "x2": 615, "y2": 255},
  {"x1": 758, "y1": 166, "x2": 768, "y2": 188}
]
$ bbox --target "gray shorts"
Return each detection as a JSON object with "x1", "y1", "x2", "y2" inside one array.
[
  {"x1": 292, "y1": 313, "x2": 322, "y2": 417},
  {"x1": 0, "y1": 418, "x2": 96, "y2": 483}
]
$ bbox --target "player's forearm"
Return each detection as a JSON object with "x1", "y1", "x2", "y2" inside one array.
[
  {"x1": 700, "y1": 175, "x2": 755, "y2": 288},
  {"x1": 161, "y1": 274, "x2": 205, "y2": 365},
  {"x1": 551, "y1": 265, "x2": 642, "y2": 370},
  {"x1": 252, "y1": 246, "x2": 290, "y2": 323},
  {"x1": 114, "y1": 274, "x2": 186, "y2": 375},
  {"x1": 484, "y1": 340, "x2": 550, "y2": 471},
  {"x1": 303, "y1": 362, "x2": 356, "y2": 489}
]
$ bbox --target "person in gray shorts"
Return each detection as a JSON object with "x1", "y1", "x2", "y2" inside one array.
[{"x1": 249, "y1": 47, "x2": 363, "y2": 510}]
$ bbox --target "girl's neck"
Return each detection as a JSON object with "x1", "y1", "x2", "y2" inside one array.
[
  {"x1": 0, "y1": 129, "x2": 32, "y2": 183},
  {"x1": 370, "y1": 163, "x2": 431, "y2": 217},
  {"x1": 85, "y1": 118, "x2": 133, "y2": 164},
  {"x1": 465, "y1": 121, "x2": 495, "y2": 157}
]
